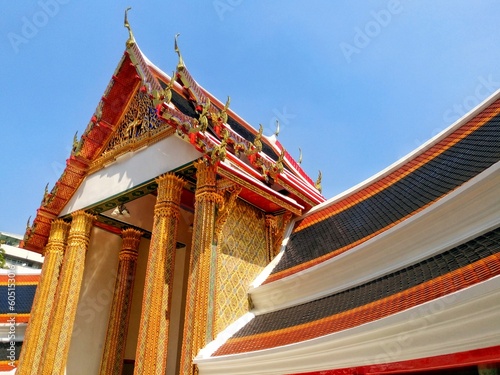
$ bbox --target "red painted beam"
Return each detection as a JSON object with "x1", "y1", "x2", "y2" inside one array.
[{"x1": 291, "y1": 345, "x2": 500, "y2": 375}]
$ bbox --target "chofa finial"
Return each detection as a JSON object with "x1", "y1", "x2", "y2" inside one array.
[
  {"x1": 315, "y1": 170, "x2": 322, "y2": 193},
  {"x1": 174, "y1": 33, "x2": 185, "y2": 70},
  {"x1": 124, "y1": 7, "x2": 135, "y2": 47}
]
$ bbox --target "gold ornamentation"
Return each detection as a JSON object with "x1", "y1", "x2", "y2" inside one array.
[
  {"x1": 215, "y1": 199, "x2": 268, "y2": 335},
  {"x1": 191, "y1": 98, "x2": 210, "y2": 133},
  {"x1": 220, "y1": 96, "x2": 230, "y2": 125},
  {"x1": 152, "y1": 71, "x2": 175, "y2": 106},
  {"x1": 124, "y1": 7, "x2": 135, "y2": 48},
  {"x1": 99, "y1": 228, "x2": 142, "y2": 375},
  {"x1": 134, "y1": 174, "x2": 184, "y2": 375},
  {"x1": 269, "y1": 149, "x2": 285, "y2": 181},
  {"x1": 208, "y1": 128, "x2": 229, "y2": 165},
  {"x1": 246, "y1": 124, "x2": 263, "y2": 156},
  {"x1": 17, "y1": 220, "x2": 69, "y2": 375},
  {"x1": 315, "y1": 170, "x2": 322, "y2": 193},
  {"x1": 215, "y1": 184, "x2": 242, "y2": 243},
  {"x1": 41, "y1": 182, "x2": 59, "y2": 208},
  {"x1": 174, "y1": 33, "x2": 185, "y2": 71},
  {"x1": 40, "y1": 211, "x2": 95, "y2": 375},
  {"x1": 180, "y1": 162, "x2": 220, "y2": 375},
  {"x1": 217, "y1": 168, "x2": 302, "y2": 216},
  {"x1": 71, "y1": 131, "x2": 83, "y2": 156},
  {"x1": 89, "y1": 90, "x2": 175, "y2": 173},
  {"x1": 273, "y1": 212, "x2": 292, "y2": 257}
]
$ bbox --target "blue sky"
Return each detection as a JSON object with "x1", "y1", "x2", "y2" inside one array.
[{"x1": 1, "y1": 1, "x2": 500, "y2": 236}]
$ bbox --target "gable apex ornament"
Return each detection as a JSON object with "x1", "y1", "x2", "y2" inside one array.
[{"x1": 124, "y1": 7, "x2": 135, "y2": 48}]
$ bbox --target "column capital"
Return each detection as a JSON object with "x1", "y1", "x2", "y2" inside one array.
[
  {"x1": 69, "y1": 210, "x2": 95, "y2": 235},
  {"x1": 43, "y1": 220, "x2": 70, "y2": 256},
  {"x1": 194, "y1": 160, "x2": 217, "y2": 189},
  {"x1": 156, "y1": 173, "x2": 185, "y2": 204},
  {"x1": 121, "y1": 228, "x2": 143, "y2": 250}
]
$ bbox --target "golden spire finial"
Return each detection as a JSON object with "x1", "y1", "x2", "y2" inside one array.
[
  {"x1": 174, "y1": 33, "x2": 185, "y2": 70},
  {"x1": 124, "y1": 7, "x2": 135, "y2": 48},
  {"x1": 298, "y1": 147, "x2": 303, "y2": 164}
]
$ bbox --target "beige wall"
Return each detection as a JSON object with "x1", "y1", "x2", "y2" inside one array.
[
  {"x1": 66, "y1": 227, "x2": 121, "y2": 375},
  {"x1": 124, "y1": 208, "x2": 193, "y2": 375},
  {"x1": 64, "y1": 206, "x2": 193, "y2": 374},
  {"x1": 123, "y1": 237, "x2": 149, "y2": 360}
]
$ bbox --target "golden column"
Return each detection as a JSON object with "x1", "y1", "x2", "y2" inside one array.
[
  {"x1": 41, "y1": 210, "x2": 95, "y2": 375},
  {"x1": 134, "y1": 173, "x2": 185, "y2": 375},
  {"x1": 17, "y1": 220, "x2": 70, "y2": 375},
  {"x1": 265, "y1": 214, "x2": 278, "y2": 263},
  {"x1": 180, "y1": 161, "x2": 223, "y2": 375},
  {"x1": 99, "y1": 228, "x2": 143, "y2": 375}
]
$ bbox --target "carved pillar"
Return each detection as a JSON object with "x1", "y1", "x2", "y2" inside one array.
[
  {"x1": 17, "y1": 220, "x2": 70, "y2": 375},
  {"x1": 133, "y1": 174, "x2": 185, "y2": 375},
  {"x1": 41, "y1": 210, "x2": 95, "y2": 375},
  {"x1": 99, "y1": 228, "x2": 143, "y2": 375},
  {"x1": 180, "y1": 161, "x2": 223, "y2": 375},
  {"x1": 265, "y1": 214, "x2": 278, "y2": 263},
  {"x1": 265, "y1": 212, "x2": 292, "y2": 261}
]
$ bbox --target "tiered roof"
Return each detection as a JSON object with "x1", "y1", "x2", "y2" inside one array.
[
  {"x1": 195, "y1": 92, "x2": 500, "y2": 374},
  {"x1": 267, "y1": 100, "x2": 500, "y2": 282},
  {"x1": 22, "y1": 28, "x2": 324, "y2": 253}
]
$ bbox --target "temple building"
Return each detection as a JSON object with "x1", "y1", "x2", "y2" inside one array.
[{"x1": 16, "y1": 15, "x2": 500, "y2": 375}]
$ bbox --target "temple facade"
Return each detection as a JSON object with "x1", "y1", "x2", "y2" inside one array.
[{"x1": 16, "y1": 18, "x2": 500, "y2": 375}]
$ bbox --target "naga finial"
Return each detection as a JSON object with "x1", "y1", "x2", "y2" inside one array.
[
  {"x1": 26, "y1": 216, "x2": 31, "y2": 230},
  {"x1": 270, "y1": 149, "x2": 285, "y2": 179},
  {"x1": 41, "y1": 183, "x2": 49, "y2": 205},
  {"x1": 174, "y1": 33, "x2": 185, "y2": 70},
  {"x1": 315, "y1": 170, "x2": 322, "y2": 193},
  {"x1": 220, "y1": 96, "x2": 230, "y2": 124},
  {"x1": 198, "y1": 98, "x2": 211, "y2": 133},
  {"x1": 274, "y1": 119, "x2": 280, "y2": 137},
  {"x1": 298, "y1": 147, "x2": 303, "y2": 164},
  {"x1": 71, "y1": 131, "x2": 79, "y2": 155},
  {"x1": 209, "y1": 128, "x2": 230, "y2": 164},
  {"x1": 246, "y1": 124, "x2": 263, "y2": 156},
  {"x1": 152, "y1": 70, "x2": 176, "y2": 106},
  {"x1": 124, "y1": 7, "x2": 135, "y2": 48}
]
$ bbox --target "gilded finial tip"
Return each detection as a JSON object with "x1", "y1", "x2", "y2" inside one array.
[
  {"x1": 174, "y1": 33, "x2": 185, "y2": 69},
  {"x1": 124, "y1": 7, "x2": 135, "y2": 47}
]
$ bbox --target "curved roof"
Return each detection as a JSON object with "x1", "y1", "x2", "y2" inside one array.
[
  {"x1": 267, "y1": 94, "x2": 500, "y2": 283},
  {"x1": 195, "y1": 91, "x2": 500, "y2": 374}
]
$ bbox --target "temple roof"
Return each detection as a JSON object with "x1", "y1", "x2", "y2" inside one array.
[
  {"x1": 193, "y1": 91, "x2": 500, "y2": 373},
  {"x1": 21, "y1": 33, "x2": 324, "y2": 253},
  {"x1": 266, "y1": 97, "x2": 500, "y2": 283},
  {"x1": 213, "y1": 227, "x2": 500, "y2": 356}
]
